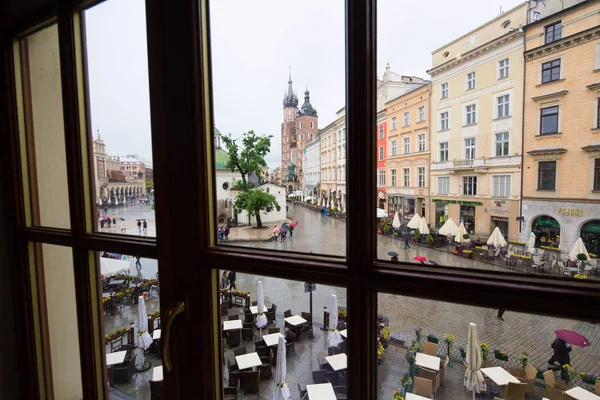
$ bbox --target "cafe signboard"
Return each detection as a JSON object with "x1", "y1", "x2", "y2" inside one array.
[
  {"x1": 557, "y1": 207, "x2": 583, "y2": 217},
  {"x1": 432, "y1": 199, "x2": 483, "y2": 206}
]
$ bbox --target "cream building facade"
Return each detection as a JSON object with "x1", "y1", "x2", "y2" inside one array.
[
  {"x1": 521, "y1": 0, "x2": 600, "y2": 255},
  {"x1": 385, "y1": 83, "x2": 431, "y2": 220},
  {"x1": 428, "y1": 3, "x2": 527, "y2": 240},
  {"x1": 302, "y1": 133, "x2": 320, "y2": 199},
  {"x1": 319, "y1": 119, "x2": 339, "y2": 206}
]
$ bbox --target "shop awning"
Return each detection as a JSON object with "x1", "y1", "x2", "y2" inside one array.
[{"x1": 533, "y1": 217, "x2": 560, "y2": 228}]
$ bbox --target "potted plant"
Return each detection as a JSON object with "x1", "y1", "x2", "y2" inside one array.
[
  {"x1": 426, "y1": 235, "x2": 434, "y2": 248},
  {"x1": 338, "y1": 308, "x2": 347, "y2": 321},
  {"x1": 519, "y1": 352, "x2": 530, "y2": 373},
  {"x1": 444, "y1": 333, "x2": 455, "y2": 355},
  {"x1": 577, "y1": 253, "x2": 588, "y2": 263},
  {"x1": 494, "y1": 349, "x2": 509, "y2": 361},
  {"x1": 462, "y1": 249, "x2": 473, "y2": 259},
  {"x1": 383, "y1": 223, "x2": 390, "y2": 236},
  {"x1": 562, "y1": 364, "x2": 575, "y2": 385},
  {"x1": 380, "y1": 327, "x2": 391, "y2": 348},
  {"x1": 578, "y1": 372, "x2": 599, "y2": 385},
  {"x1": 480, "y1": 343, "x2": 489, "y2": 362},
  {"x1": 462, "y1": 233, "x2": 470, "y2": 242},
  {"x1": 392, "y1": 389, "x2": 405, "y2": 400},
  {"x1": 459, "y1": 346, "x2": 466, "y2": 360},
  {"x1": 377, "y1": 342, "x2": 385, "y2": 365},
  {"x1": 414, "y1": 228, "x2": 421, "y2": 243},
  {"x1": 400, "y1": 372, "x2": 413, "y2": 394},
  {"x1": 415, "y1": 327, "x2": 423, "y2": 343}
]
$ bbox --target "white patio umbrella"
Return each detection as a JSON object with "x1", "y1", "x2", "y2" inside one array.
[
  {"x1": 568, "y1": 237, "x2": 590, "y2": 261},
  {"x1": 438, "y1": 218, "x2": 459, "y2": 236},
  {"x1": 322, "y1": 198, "x2": 326, "y2": 207},
  {"x1": 114, "y1": 196, "x2": 119, "y2": 206},
  {"x1": 327, "y1": 295, "x2": 343, "y2": 348},
  {"x1": 407, "y1": 213, "x2": 421, "y2": 229},
  {"x1": 455, "y1": 222, "x2": 467, "y2": 243},
  {"x1": 272, "y1": 335, "x2": 290, "y2": 400},
  {"x1": 256, "y1": 281, "x2": 268, "y2": 335},
  {"x1": 486, "y1": 227, "x2": 507, "y2": 247},
  {"x1": 420, "y1": 216, "x2": 430, "y2": 235},
  {"x1": 107, "y1": 196, "x2": 111, "y2": 205},
  {"x1": 137, "y1": 296, "x2": 153, "y2": 368},
  {"x1": 464, "y1": 323, "x2": 485, "y2": 400},
  {"x1": 97, "y1": 197, "x2": 102, "y2": 206}
]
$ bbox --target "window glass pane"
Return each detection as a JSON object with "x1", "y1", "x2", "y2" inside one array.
[
  {"x1": 377, "y1": 292, "x2": 600, "y2": 399},
  {"x1": 99, "y1": 251, "x2": 160, "y2": 397},
  {"x1": 218, "y1": 269, "x2": 347, "y2": 399},
  {"x1": 29, "y1": 244, "x2": 82, "y2": 398},
  {"x1": 209, "y1": 0, "x2": 345, "y2": 257},
  {"x1": 83, "y1": 0, "x2": 156, "y2": 237},
  {"x1": 15, "y1": 24, "x2": 71, "y2": 229}
]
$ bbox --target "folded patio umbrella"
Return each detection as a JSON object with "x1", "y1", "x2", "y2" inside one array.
[
  {"x1": 464, "y1": 323, "x2": 485, "y2": 399},
  {"x1": 555, "y1": 329, "x2": 590, "y2": 347},
  {"x1": 486, "y1": 227, "x2": 507, "y2": 247},
  {"x1": 455, "y1": 222, "x2": 467, "y2": 243},
  {"x1": 392, "y1": 213, "x2": 401, "y2": 230},
  {"x1": 407, "y1": 213, "x2": 421, "y2": 229},
  {"x1": 327, "y1": 295, "x2": 343, "y2": 348},
  {"x1": 568, "y1": 237, "x2": 590, "y2": 261},
  {"x1": 438, "y1": 218, "x2": 458, "y2": 236},
  {"x1": 272, "y1": 335, "x2": 290, "y2": 400},
  {"x1": 256, "y1": 281, "x2": 268, "y2": 334},
  {"x1": 528, "y1": 232, "x2": 536, "y2": 251},
  {"x1": 420, "y1": 216, "x2": 430, "y2": 235},
  {"x1": 137, "y1": 296, "x2": 153, "y2": 368}
]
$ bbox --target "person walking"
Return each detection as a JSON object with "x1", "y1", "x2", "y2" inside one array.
[
  {"x1": 135, "y1": 256, "x2": 142, "y2": 268},
  {"x1": 220, "y1": 271, "x2": 228, "y2": 289},
  {"x1": 289, "y1": 225, "x2": 294, "y2": 239},
  {"x1": 143, "y1": 220, "x2": 147, "y2": 232},
  {"x1": 548, "y1": 336, "x2": 571, "y2": 366},
  {"x1": 137, "y1": 220, "x2": 142, "y2": 234},
  {"x1": 228, "y1": 270, "x2": 237, "y2": 291},
  {"x1": 403, "y1": 231, "x2": 411, "y2": 249},
  {"x1": 497, "y1": 309, "x2": 506, "y2": 321},
  {"x1": 224, "y1": 226, "x2": 230, "y2": 240},
  {"x1": 272, "y1": 225, "x2": 279, "y2": 242}
]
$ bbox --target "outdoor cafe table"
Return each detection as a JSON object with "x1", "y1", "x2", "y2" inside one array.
[
  {"x1": 340, "y1": 329, "x2": 347, "y2": 338},
  {"x1": 325, "y1": 353, "x2": 347, "y2": 371},
  {"x1": 262, "y1": 333, "x2": 285, "y2": 347},
  {"x1": 481, "y1": 367, "x2": 520, "y2": 386},
  {"x1": 223, "y1": 320, "x2": 243, "y2": 331},
  {"x1": 250, "y1": 305, "x2": 258, "y2": 314},
  {"x1": 152, "y1": 329, "x2": 161, "y2": 340},
  {"x1": 235, "y1": 352, "x2": 262, "y2": 371},
  {"x1": 415, "y1": 352, "x2": 440, "y2": 372},
  {"x1": 153, "y1": 366, "x2": 163, "y2": 382},
  {"x1": 406, "y1": 393, "x2": 431, "y2": 400},
  {"x1": 284, "y1": 315, "x2": 307, "y2": 326},
  {"x1": 106, "y1": 350, "x2": 127, "y2": 366},
  {"x1": 306, "y1": 383, "x2": 336, "y2": 400},
  {"x1": 564, "y1": 387, "x2": 600, "y2": 400}
]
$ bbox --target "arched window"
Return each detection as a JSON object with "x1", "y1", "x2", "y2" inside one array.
[
  {"x1": 581, "y1": 219, "x2": 600, "y2": 255},
  {"x1": 502, "y1": 20, "x2": 511, "y2": 29},
  {"x1": 531, "y1": 215, "x2": 561, "y2": 248}
]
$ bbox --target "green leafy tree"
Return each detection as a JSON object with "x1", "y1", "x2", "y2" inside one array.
[
  {"x1": 145, "y1": 180, "x2": 154, "y2": 190},
  {"x1": 233, "y1": 188, "x2": 278, "y2": 228},
  {"x1": 222, "y1": 130, "x2": 272, "y2": 187}
]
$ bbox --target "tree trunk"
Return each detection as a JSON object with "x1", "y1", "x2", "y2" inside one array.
[{"x1": 255, "y1": 209, "x2": 263, "y2": 228}]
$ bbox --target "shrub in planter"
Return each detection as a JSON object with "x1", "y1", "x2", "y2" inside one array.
[
  {"x1": 426, "y1": 235, "x2": 434, "y2": 247},
  {"x1": 463, "y1": 233, "x2": 470, "y2": 240},
  {"x1": 377, "y1": 342, "x2": 385, "y2": 364},
  {"x1": 578, "y1": 372, "x2": 599, "y2": 384},
  {"x1": 577, "y1": 253, "x2": 588, "y2": 262},
  {"x1": 462, "y1": 250, "x2": 473, "y2": 259},
  {"x1": 459, "y1": 346, "x2": 466, "y2": 360},
  {"x1": 383, "y1": 224, "x2": 390, "y2": 235},
  {"x1": 414, "y1": 228, "x2": 421, "y2": 241},
  {"x1": 494, "y1": 349, "x2": 508, "y2": 361}
]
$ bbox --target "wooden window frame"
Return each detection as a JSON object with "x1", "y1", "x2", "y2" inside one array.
[{"x1": 1, "y1": 1, "x2": 599, "y2": 400}]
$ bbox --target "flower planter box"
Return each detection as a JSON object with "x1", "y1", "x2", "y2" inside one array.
[{"x1": 462, "y1": 252, "x2": 473, "y2": 259}]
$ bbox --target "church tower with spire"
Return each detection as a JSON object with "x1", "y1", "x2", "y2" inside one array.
[{"x1": 281, "y1": 69, "x2": 318, "y2": 191}]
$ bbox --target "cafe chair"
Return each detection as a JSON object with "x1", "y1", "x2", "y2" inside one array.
[
  {"x1": 543, "y1": 370, "x2": 569, "y2": 400},
  {"x1": 283, "y1": 309, "x2": 292, "y2": 318},
  {"x1": 505, "y1": 382, "x2": 527, "y2": 400},
  {"x1": 419, "y1": 367, "x2": 440, "y2": 394},
  {"x1": 241, "y1": 323, "x2": 254, "y2": 341},
  {"x1": 227, "y1": 329, "x2": 242, "y2": 347},
  {"x1": 228, "y1": 314, "x2": 240, "y2": 321},
  {"x1": 594, "y1": 379, "x2": 600, "y2": 394},
  {"x1": 268, "y1": 327, "x2": 280, "y2": 334},
  {"x1": 149, "y1": 379, "x2": 164, "y2": 400},
  {"x1": 439, "y1": 355, "x2": 449, "y2": 385},
  {"x1": 312, "y1": 369, "x2": 328, "y2": 384},
  {"x1": 413, "y1": 376, "x2": 433, "y2": 399},
  {"x1": 113, "y1": 353, "x2": 137, "y2": 385},
  {"x1": 298, "y1": 383, "x2": 308, "y2": 399},
  {"x1": 233, "y1": 346, "x2": 247, "y2": 357},
  {"x1": 243, "y1": 370, "x2": 260, "y2": 396},
  {"x1": 423, "y1": 341, "x2": 438, "y2": 356},
  {"x1": 333, "y1": 385, "x2": 348, "y2": 400},
  {"x1": 223, "y1": 380, "x2": 240, "y2": 400},
  {"x1": 251, "y1": 300, "x2": 258, "y2": 306},
  {"x1": 220, "y1": 304, "x2": 228, "y2": 316},
  {"x1": 285, "y1": 340, "x2": 296, "y2": 357},
  {"x1": 258, "y1": 357, "x2": 273, "y2": 380}
]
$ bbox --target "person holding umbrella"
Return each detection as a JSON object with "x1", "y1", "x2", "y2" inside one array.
[
  {"x1": 273, "y1": 225, "x2": 280, "y2": 241},
  {"x1": 549, "y1": 336, "x2": 571, "y2": 366},
  {"x1": 387, "y1": 251, "x2": 399, "y2": 263},
  {"x1": 403, "y1": 230, "x2": 411, "y2": 249}
]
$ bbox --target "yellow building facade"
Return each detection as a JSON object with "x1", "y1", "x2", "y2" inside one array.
[
  {"x1": 428, "y1": 3, "x2": 526, "y2": 240},
  {"x1": 385, "y1": 84, "x2": 431, "y2": 220},
  {"x1": 521, "y1": 0, "x2": 600, "y2": 255}
]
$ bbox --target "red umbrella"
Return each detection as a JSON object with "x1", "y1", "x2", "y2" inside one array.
[
  {"x1": 414, "y1": 256, "x2": 427, "y2": 262},
  {"x1": 555, "y1": 329, "x2": 591, "y2": 347},
  {"x1": 290, "y1": 222, "x2": 298, "y2": 227}
]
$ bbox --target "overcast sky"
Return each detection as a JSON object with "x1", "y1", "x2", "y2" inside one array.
[{"x1": 86, "y1": 0, "x2": 524, "y2": 169}]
